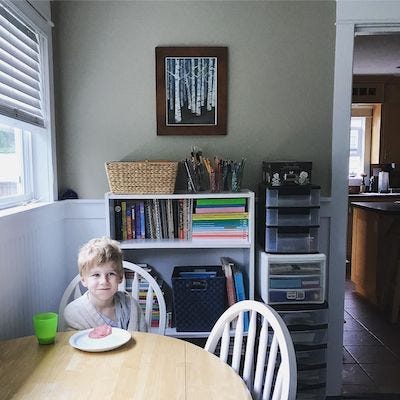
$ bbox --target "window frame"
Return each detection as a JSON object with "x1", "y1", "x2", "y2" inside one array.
[
  {"x1": 0, "y1": 0, "x2": 56, "y2": 210},
  {"x1": 349, "y1": 105, "x2": 374, "y2": 182}
]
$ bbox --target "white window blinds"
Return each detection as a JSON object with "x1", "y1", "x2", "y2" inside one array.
[{"x1": 0, "y1": 5, "x2": 44, "y2": 127}]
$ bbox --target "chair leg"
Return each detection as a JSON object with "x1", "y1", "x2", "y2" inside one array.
[{"x1": 391, "y1": 260, "x2": 400, "y2": 324}]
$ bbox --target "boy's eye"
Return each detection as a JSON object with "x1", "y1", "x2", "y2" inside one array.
[
  {"x1": 108, "y1": 272, "x2": 117, "y2": 277},
  {"x1": 91, "y1": 273, "x2": 100, "y2": 278}
]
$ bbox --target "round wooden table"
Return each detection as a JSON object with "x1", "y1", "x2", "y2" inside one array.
[{"x1": 0, "y1": 331, "x2": 251, "y2": 399}]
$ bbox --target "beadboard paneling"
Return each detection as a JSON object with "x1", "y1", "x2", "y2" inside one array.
[{"x1": 0, "y1": 200, "x2": 105, "y2": 340}]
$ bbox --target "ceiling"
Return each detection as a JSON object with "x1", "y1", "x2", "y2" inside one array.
[{"x1": 353, "y1": 33, "x2": 400, "y2": 75}]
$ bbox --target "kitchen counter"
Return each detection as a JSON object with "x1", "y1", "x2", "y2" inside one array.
[
  {"x1": 351, "y1": 201, "x2": 400, "y2": 215},
  {"x1": 349, "y1": 192, "x2": 400, "y2": 200},
  {"x1": 346, "y1": 194, "x2": 400, "y2": 262},
  {"x1": 351, "y1": 203, "x2": 400, "y2": 311}
]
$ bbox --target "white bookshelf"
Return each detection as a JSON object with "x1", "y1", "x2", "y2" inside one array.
[{"x1": 105, "y1": 190, "x2": 255, "y2": 337}]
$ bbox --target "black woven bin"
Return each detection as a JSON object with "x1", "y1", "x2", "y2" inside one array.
[{"x1": 172, "y1": 266, "x2": 227, "y2": 332}]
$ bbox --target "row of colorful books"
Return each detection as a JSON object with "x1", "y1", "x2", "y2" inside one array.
[
  {"x1": 113, "y1": 197, "x2": 249, "y2": 241},
  {"x1": 192, "y1": 197, "x2": 249, "y2": 240},
  {"x1": 113, "y1": 199, "x2": 193, "y2": 241}
]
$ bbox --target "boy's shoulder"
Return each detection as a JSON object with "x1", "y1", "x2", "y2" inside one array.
[
  {"x1": 115, "y1": 290, "x2": 141, "y2": 308},
  {"x1": 115, "y1": 290, "x2": 131, "y2": 304},
  {"x1": 65, "y1": 291, "x2": 89, "y2": 311}
]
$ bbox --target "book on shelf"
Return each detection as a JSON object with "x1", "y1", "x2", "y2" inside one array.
[
  {"x1": 192, "y1": 212, "x2": 248, "y2": 220},
  {"x1": 145, "y1": 200, "x2": 155, "y2": 239},
  {"x1": 221, "y1": 257, "x2": 236, "y2": 307},
  {"x1": 152, "y1": 199, "x2": 162, "y2": 240},
  {"x1": 133, "y1": 203, "x2": 140, "y2": 239},
  {"x1": 114, "y1": 200, "x2": 122, "y2": 241},
  {"x1": 195, "y1": 205, "x2": 246, "y2": 213},
  {"x1": 232, "y1": 264, "x2": 249, "y2": 331},
  {"x1": 139, "y1": 200, "x2": 146, "y2": 239},
  {"x1": 126, "y1": 204, "x2": 133, "y2": 240},
  {"x1": 220, "y1": 257, "x2": 248, "y2": 331},
  {"x1": 196, "y1": 198, "x2": 246, "y2": 206},
  {"x1": 192, "y1": 220, "x2": 249, "y2": 229},
  {"x1": 166, "y1": 199, "x2": 175, "y2": 239},
  {"x1": 121, "y1": 201, "x2": 127, "y2": 240}
]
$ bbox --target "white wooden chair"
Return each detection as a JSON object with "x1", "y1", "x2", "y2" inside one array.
[
  {"x1": 204, "y1": 300, "x2": 297, "y2": 400},
  {"x1": 58, "y1": 274, "x2": 86, "y2": 331},
  {"x1": 120, "y1": 261, "x2": 167, "y2": 335},
  {"x1": 58, "y1": 261, "x2": 167, "y2": 335}
]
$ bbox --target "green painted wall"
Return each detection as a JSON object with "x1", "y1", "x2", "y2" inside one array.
[{"x1": 53, "y1": 0, "x2": 335, "y2": 198}]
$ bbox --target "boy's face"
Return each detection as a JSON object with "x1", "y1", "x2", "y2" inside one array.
[{"x1": 81, "y1": 262, "x2": 122, "y2": 302}]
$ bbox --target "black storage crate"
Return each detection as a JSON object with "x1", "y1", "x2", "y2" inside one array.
[{"x1": 172, "y1": 266, "x2": 227, "y2": 332}]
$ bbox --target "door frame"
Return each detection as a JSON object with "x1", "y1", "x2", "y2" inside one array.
[{"x1": 329, "y1": 1, "x2": 400, "y2": 395}]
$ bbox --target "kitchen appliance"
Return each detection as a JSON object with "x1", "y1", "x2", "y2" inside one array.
[
  {"x1": 369, "y1": 175, "x2": 378, "y2": 192},
  {"x1": 378, "y1": 171, "x2": 389, "y2": 193}
]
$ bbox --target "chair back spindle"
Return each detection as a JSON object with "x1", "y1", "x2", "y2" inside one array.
[{"x1": 204, "y1": 300, "x2": 297, "y2": 400}]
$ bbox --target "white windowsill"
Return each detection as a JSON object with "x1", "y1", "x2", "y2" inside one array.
[{"x1": 0, "y1": 201, "x2": 52, "y2": 219}]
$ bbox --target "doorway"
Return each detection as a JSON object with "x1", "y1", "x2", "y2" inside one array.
[
  {"x1": 331, "y1": 3, "x2": 400, "y2": 396},
  {"x1": 342, "y1": 27, "x2": 400, "y2": 397}
]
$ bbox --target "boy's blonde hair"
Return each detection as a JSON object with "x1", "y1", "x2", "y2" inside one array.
[{"x1": 78, "y1": 237, "x2": 124, "y2": 279}]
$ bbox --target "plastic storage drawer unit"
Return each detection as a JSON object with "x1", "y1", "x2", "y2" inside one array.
[
  {"x1": 290, "y1": 327, "x2": 328, "y2": 347},
  {"x1": 298, "y1": 366, "x2": 327, "y2": 387},
  {"x1": 264, "y1": 185, "x2": 320, "y2": 208},
  {"x1": 266, "y1": 207, "x2": 320, "y2": 226},
  {"x1": 296, "y1": 384, "x2": 326, "y2": 400},
  {"x1": 257, "y1": 252, "x2": 326, "y2": 304},
  {"x1": 269, "y1": 288, "x2": 323, "y2": 304},
  {"x1": 296, "y1": 347, "x2": 327, "y2": 366},
  {"x1": 277, "y1": 307, "x2": 329, "y2": 326},
  {"x1": 265, "y1": 226, "x2": 319, "y2": 254}
]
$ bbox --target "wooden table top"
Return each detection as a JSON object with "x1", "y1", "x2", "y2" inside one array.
[{"x1": 0, "y1": 331, "x2": 251, "y2": 400}]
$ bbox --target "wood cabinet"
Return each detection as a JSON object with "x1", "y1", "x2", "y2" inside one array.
[
  {"x1": 351, "y1": 207, "x2": 380, "y2": 304},
  {"x1": 105, "y1": 190, "x2": 255, "y2": 338},
  {"x1": 380, "y1": 83, "x2": 400, "y2": 163},
  {"x1": 352, "y1": 75, "x2": 400, "y2": 164},
  {"x1": 351, "y1": 203, "x2": 400, "y2": 307},
  {"x1": 347, "y1": 194, "x2": 400, "y2": 265}
]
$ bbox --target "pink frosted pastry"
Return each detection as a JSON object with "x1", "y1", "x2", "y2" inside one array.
[{"x1": 88, "y1": 324, "x2": 112, "y2": 339}]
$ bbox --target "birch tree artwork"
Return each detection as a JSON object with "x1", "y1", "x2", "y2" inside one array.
[{"x1": 165, "y1": 57, "x2": 217, "y2": 125}]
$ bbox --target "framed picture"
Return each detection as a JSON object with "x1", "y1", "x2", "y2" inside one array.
[{"x1": 156, "y1": 46, "x2": 228, "y2": 135}]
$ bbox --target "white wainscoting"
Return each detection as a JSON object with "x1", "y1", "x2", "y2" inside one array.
[
  {"x1": 0, "y1": 200, "x2": 105, "y2": 340},
  {"x1": 1, "y1": 198, "x2": 335, "y2": 383}
]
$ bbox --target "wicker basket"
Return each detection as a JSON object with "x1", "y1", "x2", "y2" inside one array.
[{"x1": 105, "y1": 160, "x2": 178, "y2": 194}]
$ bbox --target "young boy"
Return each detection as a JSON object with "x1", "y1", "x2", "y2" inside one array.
[{"x1": 64, "y1": 237, "x2": 147, "y2": 332}]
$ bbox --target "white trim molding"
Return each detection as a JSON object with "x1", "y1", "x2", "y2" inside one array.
[{"x1": 329, "y1": 1, "x2": 400, "y2": 396}]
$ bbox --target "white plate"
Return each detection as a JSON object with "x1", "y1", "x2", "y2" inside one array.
[{"x1": 69, "y1": 327, "x2": 131, "y2": 352}]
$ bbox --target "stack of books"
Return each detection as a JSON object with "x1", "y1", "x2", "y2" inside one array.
[
  {"x1": 124, "y1": 264, "x2": 172, "y2": 330},
  {"x1": 192, "y1": 198, "x2": 249, "y2": 240}
]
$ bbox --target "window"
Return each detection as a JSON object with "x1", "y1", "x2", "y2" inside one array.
[
  {"x1": 348, "y1": 105, "x2": 378, "y2": 181},
  {"x1": 349, "y1": 117, "x2": 366, "y2": 178},
  {"x1": 0, "y1": 3, "x2": 54, "y2": 209}
]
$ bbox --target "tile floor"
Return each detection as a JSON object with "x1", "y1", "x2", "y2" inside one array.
[{"x1": 342, "y1": 279, "x2": 400, "y2": 396}]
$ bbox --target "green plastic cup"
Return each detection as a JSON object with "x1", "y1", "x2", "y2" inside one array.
[{"x1": 33, "y1": 312, "x2": 58, "y2": 344}]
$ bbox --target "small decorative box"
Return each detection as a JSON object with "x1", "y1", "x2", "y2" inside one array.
[{"x1": 262, "y1": 161, "x2": 312, "y2": 186}]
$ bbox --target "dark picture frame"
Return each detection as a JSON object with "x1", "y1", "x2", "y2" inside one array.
[{"x1": 156, "y1": 46, "x2": 228, "y2": 135}]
